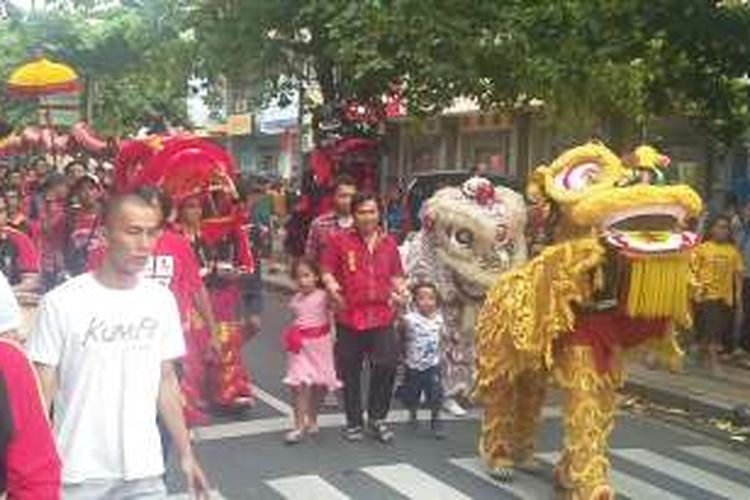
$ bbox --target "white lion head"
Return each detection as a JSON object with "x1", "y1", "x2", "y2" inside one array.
[{"x1": 419, "y1": 177, "x2": 527, "y2": 294}]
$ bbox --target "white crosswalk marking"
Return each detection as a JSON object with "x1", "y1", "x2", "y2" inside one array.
[
  {"x1": 613, "y1": 448, "x2": 750, "y2": 499},
  {"x1": 267, "y1": 474, "x2": 351, "y2": 499},
  {"x1": 220, "y1": 446, "x2": 750, "y2": 500},
  {"x1": 679, "y1": 445, "x2": 750, "y2": 475},
  {"x1": 167, "y1": 490, "x2": 226, "y2": 499},
  {"x1": 362, "y1": 463, "x2": 472, "y2": 500},
  {"x1": 538, "y1": 452, "x2": 684, "y2": 500},
  {"x1": 449, "y1": 457, "x2": 550, "y2": 500}
]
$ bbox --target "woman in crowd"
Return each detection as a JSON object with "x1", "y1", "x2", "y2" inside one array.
[
  {"x1": 64, "y1": 174, "x2": 104, "y2": 278},
  {"x1": 32, "y1": 173, "x2": 68, "y2": 291}
]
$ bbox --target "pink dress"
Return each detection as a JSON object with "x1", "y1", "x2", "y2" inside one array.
[{"x1": 283, "y1": 289, "x2": 342, "y2": 390}]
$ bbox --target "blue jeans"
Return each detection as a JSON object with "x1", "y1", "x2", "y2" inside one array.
[{"x1": 401, "y1": 366, "x2": 443, "y2": 410}]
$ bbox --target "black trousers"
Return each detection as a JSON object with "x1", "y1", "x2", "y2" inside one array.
[
  {"x1": 401, "y1": 366, "x2": 443, "y2": 411},
  {"x1": 335, "y1": 324, "x2": 398, "y2": 428},
  {"x1": 695, "y1": 300, "x2": 734, "y2": 351}
]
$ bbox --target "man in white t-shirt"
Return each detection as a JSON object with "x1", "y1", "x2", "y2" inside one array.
[{"x1": 28, "y1": 193, "x2": 210, "y2": 499}]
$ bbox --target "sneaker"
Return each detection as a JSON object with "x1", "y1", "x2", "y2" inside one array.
[
  {"x1": 342, "y1": 426, "x2": 364, "y2": 442},
  {"x1": 443, "y1": 398, "x2": 468, "y2": 417},
  {"x1": 408, "y1": 409, "x2": 419, "y2": 430},
  {"x1": 369, "y1": 420, "x2": 394, "y2": 444},
  {"x1": 284, "y1": 429, "x2": 304, "y2": 445}
]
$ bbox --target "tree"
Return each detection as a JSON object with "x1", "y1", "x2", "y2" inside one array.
[
  {"x1": 0, "y1": 0, "x2": 194, "y2": 135},
  {"x1": 188, "y1": 0, "x2": 750, "y2": 148}
]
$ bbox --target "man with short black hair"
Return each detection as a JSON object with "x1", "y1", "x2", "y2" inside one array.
[
  {"x1": 304, "y1": 175, "x2": 357, "y2": 264},
  {"x1": 29, "y1": 193, "x2": 210, "y2": 499}
]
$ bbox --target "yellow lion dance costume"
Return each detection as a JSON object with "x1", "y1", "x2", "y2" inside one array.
[{"x1": 475, "y1": 142, "x2": 703, "y2": 499}]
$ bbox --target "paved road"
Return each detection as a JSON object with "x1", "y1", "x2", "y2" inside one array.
[{"x1": 166, "y1": 289, "x2": 750, "y2": 499}]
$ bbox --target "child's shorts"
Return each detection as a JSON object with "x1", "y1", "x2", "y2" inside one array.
[
  {"x1": 400, "y1": 365, "x2": 443, "y2": 409},
  {"x1": 694, "y1": 300, "x2": 733, "y2": 343}
]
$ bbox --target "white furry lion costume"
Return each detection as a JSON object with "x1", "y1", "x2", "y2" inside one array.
[{"x1": 401, "y1": 177, "x2": 527, "y2": 403}]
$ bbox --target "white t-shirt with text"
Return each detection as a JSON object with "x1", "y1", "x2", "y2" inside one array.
[{"x1": 27, "y1": 273, "x2": 185, "y2": 484}]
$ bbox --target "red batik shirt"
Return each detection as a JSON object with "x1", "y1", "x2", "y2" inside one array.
[{"x1": 320, "y1": 228, "x2": 404, "y2": 331}]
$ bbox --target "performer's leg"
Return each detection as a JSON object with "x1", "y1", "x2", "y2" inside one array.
[
  {"x1": 556, "y1": 346, "x2": 616, "y2": 500},
  {"x1": 479, "y1": 378, "x2": 516, "y2": 480},
  {"x1": 213, "y1": 321, "x2": 253, "y2": 409},
  {"x1": 512, "y1": 370, "x2": 547, "y2": 468}
]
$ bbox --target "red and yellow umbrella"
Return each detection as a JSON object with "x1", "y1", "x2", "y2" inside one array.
[{"x1": 7, "y1": 57, "x2": 82, "y2": 98}]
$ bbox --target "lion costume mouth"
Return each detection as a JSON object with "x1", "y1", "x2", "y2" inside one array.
[{"x1": 602, "y1": 204, "x2": 699, "y2": 255}]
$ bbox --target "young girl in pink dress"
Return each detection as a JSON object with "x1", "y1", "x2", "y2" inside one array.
[{"x1": 283, "y1": 259, "x2": 342, "y2": 444}]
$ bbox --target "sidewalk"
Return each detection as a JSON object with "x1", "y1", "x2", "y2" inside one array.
[{"x1": 260, "y1": 262, "x2": 749, "y2": 423}]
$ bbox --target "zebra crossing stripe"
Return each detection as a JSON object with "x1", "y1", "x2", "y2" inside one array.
[
  {"x1": 538, "y1": 452, "x2": 684, "y2": 500},
  {"x1": 613, "y1": 448, "x2": 750, "y2": 499},
  {"x1": 679, "y1": 445, "x2": 750, "y2": 475},
  {"x1": 267, "y1": 474, "x2": 351, "y2": 500},
  {"x1": 449, "y1": 457, "x2": 550, "y2": 500},
  {"x1": 167, "y1": 490, "x2": 226, "y2": 499},
  {"x1": 362, "y1": 463, "x2": 472, "y2": 500}
]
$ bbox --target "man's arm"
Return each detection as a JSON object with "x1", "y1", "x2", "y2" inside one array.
[
  {"x1": 158, "y1": 361, "x2": 210, "y2": 498},
  {"x1": 0, "y1": 272, "x2": 23, "y2": 343},
  {"x1": 319, "y1": 231, "x2": 344, "y2": 308},
  {"x1": 304, "y1": 218, "x2": 320, "y2": 261},
  {"x1": 193, "y1": 286, "x2": 218, "y2": 340}
]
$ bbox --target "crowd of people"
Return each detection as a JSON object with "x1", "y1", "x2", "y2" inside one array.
[{"x1": 1, "y1": 149, "x2": 749, "y2": 498}]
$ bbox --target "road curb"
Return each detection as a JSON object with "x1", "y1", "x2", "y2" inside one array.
[{"x1": 623, "y1": 379, "x2": 734, "y2": 420}]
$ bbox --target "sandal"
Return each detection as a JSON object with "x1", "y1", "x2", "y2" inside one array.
[
  {"x1": 369, "y1": 421, "x2": 394, "y2": 443},
  {"x1": 284, "y1": 429, "x2": 305, "y2": 445}
]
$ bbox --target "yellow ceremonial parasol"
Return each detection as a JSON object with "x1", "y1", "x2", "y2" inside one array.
[{"x1": 7, "y1": 56, "x2": 82, "y2": 97}]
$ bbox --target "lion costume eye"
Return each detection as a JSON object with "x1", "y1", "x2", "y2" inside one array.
[
  {"x1": 555, "y1": 162, "x2": 602, "y2": 192},
  {"x1": 455, "y1": 228, "x2": 474, "y2": 246}
]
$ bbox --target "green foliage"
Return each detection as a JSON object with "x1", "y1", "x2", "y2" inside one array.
[
  {"x1": 0, "y1": 0, "x2": 193, "y2": 136},
  {"x1": 188, "y1": 0, "x2": 750, "y2": 147}
]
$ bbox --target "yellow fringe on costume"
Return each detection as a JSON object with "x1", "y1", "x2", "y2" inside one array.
[
  {"x1": 626, "y1": 253, "x2": 691, "y2": 326},
  {"x1": 474, "y1": 238, "x2": 606, "y2": 401}
]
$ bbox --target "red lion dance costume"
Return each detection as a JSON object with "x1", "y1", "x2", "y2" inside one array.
[
  {"x1": 115, "y1": 136, "x2": 255, "y2": 414},
  {"x1": 475, "y1": 143, "x2": 702, "y2": 499}
]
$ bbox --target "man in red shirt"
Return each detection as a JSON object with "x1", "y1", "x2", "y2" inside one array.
[
  {"x1": 0, "y1": 273, "x2": 61, "y2": 499},
  {"x1": 305, "y1": 175, "x2": 357, "y2": 263},
  {"x1": 321, "y1": 192, "x2": 408, "y2": 443}
]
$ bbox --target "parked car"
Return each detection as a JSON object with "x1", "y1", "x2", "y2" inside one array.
[{"x1": 403, "y1": 170, "x2": 518, "y2": 232}]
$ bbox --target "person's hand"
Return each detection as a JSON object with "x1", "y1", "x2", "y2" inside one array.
[
  {"x1": 180, "y1": 452, "x2": 211, "y2": 499},
  {"x1": 390, "y1": 283, "x2": 409, "y2": 307},
  {"x1": 327, "y1": 284, "x2": 345, "y2": 311}
]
